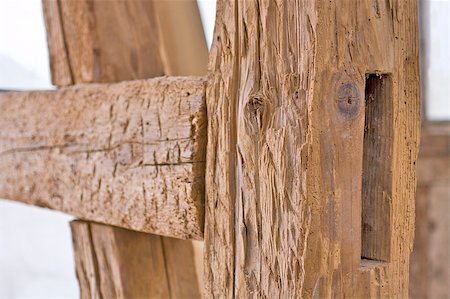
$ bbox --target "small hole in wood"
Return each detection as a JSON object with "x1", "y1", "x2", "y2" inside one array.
[{"x1": 361, "y1": 74, "x2": 393, "y2": 266}]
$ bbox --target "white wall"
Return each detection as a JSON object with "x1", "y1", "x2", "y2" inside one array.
[
  {"x1": 0, "y1": 201, "x2": 78, "y2": 299},
  {"x1": 198, "y1": 0, "x2": 216, "y2": 48},
  {"x1": 422, "y1": 0, "x2": 450, "y2": 120},
  {"x1": 0, "y1": 0, "x2": 52, "y2": 90}
]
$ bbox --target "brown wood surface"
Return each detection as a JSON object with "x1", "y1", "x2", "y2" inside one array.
[
  {"x1": 204, "y1": 0, "x2": 420, "y2": 297},
  {"x1": 42, "y1": 1, "x2": 208, "y2": 298},
  {"x1": 43, "y1": 0, "x2": 164, "y2": 84},
  {"x1": 71, "y1": 221, "x2": 201, "y2": 299},
  {"x1": 42, "y1": 0, "x2": 72, "y2": 85},
  {"x1": 410, "y1": 122, "x2": 450, "y2": 299},
  {"x1": 153, "y1": 0, "x2": 209, "y2": 76},
  {"x1": 43, "y1": 0, "x2": 208, "y2": 85},
  {"x1": 0, "y1": 77, "x2": 206, "y2": 239}
]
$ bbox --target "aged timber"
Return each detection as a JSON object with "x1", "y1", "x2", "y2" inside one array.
[
  {"x1": 204, "y1": 0, "x2": 420, "y2": 297},
  {"x1": 43, "y1": 0, "x2": 208, "y2": 85},
  {"x1": 71, "y1": 220, "x2": 201, "y2": 298},
  {"x1": 42, "y1": 1, "x2": 209, "y2": 297},
  {"x1": 0, "y1": 77, "x2": 206, "y2": 239}
]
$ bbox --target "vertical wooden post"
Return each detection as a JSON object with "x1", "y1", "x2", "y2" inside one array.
[
  {"x1": 43, "y1": 0, "x2": 208, "y2": 297},
  {"x1": 205, "y1": 0, "x2": 420, "y2": 297},
  {"x1": 71, "y1": 221, "x2": 201, "y2": 298}
]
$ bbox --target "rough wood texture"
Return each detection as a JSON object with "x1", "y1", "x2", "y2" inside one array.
[
  {"x1": 44, "y1": 0, "x2": 208, "y2": 294},
  {"x1": 41, "y1": 1, "x2": 208, "y2": 297},
  {"x1": 205, "y1": 0, "x2": 420, "y2": 297},
  {"x1": 0, "y1": 77, "x2": 206, "y2": 239},
  {"x1": 42, "y1": 0, "x2": 208, "y2": 85},
  {"x1": 410, "y1": 122, "x2": 450, "y2": 299},
  {"x1": 71, "y1": 221, "x2": 201, "y2": 299}
]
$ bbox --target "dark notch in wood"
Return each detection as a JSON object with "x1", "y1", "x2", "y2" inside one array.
[{"x1": 361, "y1": 74, "x2": 393, "y2": 264}]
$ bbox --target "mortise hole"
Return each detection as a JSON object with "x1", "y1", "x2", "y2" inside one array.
[{"x1": 361, "y1": 74, "x2": 393, "y2": 266}]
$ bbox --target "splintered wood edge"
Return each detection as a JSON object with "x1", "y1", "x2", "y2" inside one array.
[{"x1": 0, "y1": 76, "x2": 206, "y2": 240}]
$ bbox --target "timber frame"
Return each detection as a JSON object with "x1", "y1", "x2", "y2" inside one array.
[{"x1": 0, "y1": 0, "x2": 420, "y2": 297}]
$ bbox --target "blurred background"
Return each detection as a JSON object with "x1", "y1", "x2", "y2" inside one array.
[{"x1": 0, "y1": 0, "x2": 448, "y2": 298}]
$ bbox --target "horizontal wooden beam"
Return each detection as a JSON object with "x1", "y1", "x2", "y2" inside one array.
[{"x1": 0, "y1": 76, "x2": 206, "y2": 239}]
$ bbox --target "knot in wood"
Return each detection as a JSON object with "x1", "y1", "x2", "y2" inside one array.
[
  {"x1": 336, "y1": 82, "x2": 361, "y2": 118},
  {"x1": 244, "y1": 94, "x2": 266, "y2": 136}
]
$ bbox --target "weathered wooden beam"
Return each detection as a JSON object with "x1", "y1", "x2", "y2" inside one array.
[
  {"x1": 43, "y1": 0, "x2": 208, "y2": 85},
  {"x1": 42, "y1": 0, "x2": 209, "y2": 296},
  {"x1": 71, "y1": 220, "x2": 201, "y2": 298},
  {"x1": 41, "y1": 0, "x2": 208, "y2": 297},
  {"x1": 42, "y1": 0, "x2": 72, "y2": 85},
  {"x1": 0, "y1": 76, "x2": 206, "y2": 239},
  {"x1": 44, "y1": 0, "x2": 163, "y2": 84},
  {"x1": 205, "y1": 0, "x2": 420, "y2": 297}
]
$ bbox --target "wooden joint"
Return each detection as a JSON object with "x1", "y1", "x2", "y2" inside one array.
[
  {"x1": 361, "y1": 73, "x2": 393, "y2": 264},
  {"x1": 0, "y1": 76, "x2": 207, "y2": 240}
]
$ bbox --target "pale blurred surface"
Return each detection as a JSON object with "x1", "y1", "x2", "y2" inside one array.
[
  {"x1": 0, "y1": 0, "x2": 52, "y2": 90},
  {"x1": 422, "y1": 0, "x2": 450, "y2": 120},
  {"x1": 0, "y1": 201, "x2": 77, "y2": 299}
]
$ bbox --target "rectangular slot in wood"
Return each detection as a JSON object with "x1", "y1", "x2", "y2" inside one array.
[{"x1": 361, "y1": 74, "x2": 393, "y2": 264}]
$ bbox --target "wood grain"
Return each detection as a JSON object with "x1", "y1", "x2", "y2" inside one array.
[
  {"x1": 0, "y1": 77, "x2": 206, "y2": 239},
  {"x1": 43, "y1": 0, "x2": 208, "y2": 85},
  {"x1": 41, "y1": 1, "x2": 208, "y2": 297},
  {"x1": 43, "y1": 0, "x2": 164, "y2": 84},
  {"x1": 204, "y1": 0, "x2": 239, "y2": 297},
  {"x1": 71, "y1": 221, "x2": 201, "y2": 299},
  {"x1": 42, "y1": 0, "x2": 73, "y2": 85},
  {"x1": 205, "y1": 0, "x2": 420, "y2": 297},
  {"x1": 71, "y1": 221, "x2": 102, "y2": 298}
]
